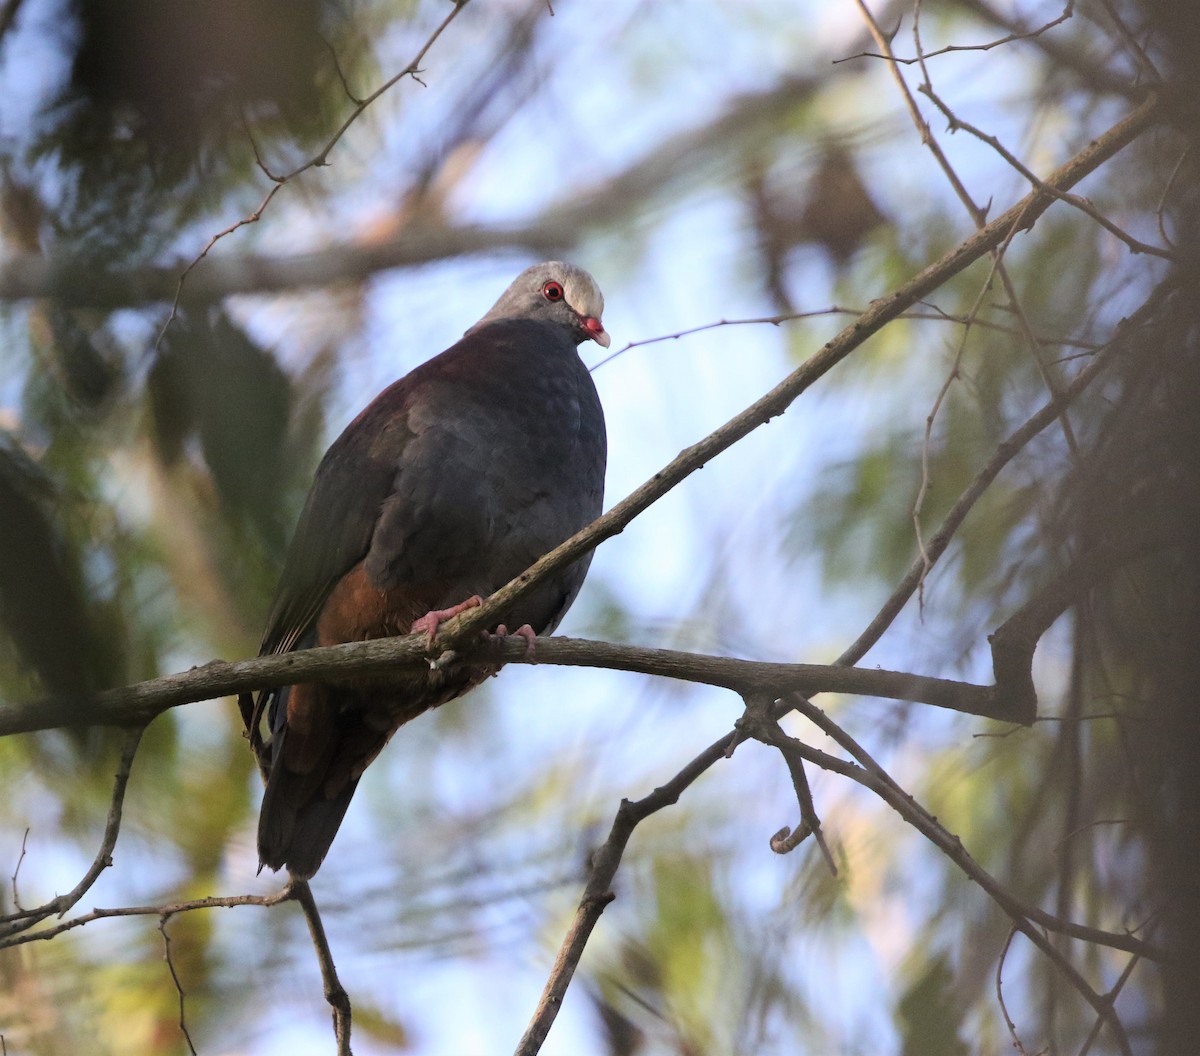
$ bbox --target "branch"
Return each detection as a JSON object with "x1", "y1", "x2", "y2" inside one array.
[
  {"x1": 159, "y1": 914, "x2": 198, "y2": 1056},
  {"x1": 786, "y1": 695, "x2": 1139, "y2": 1054},
  {"x1": 734, "y1": 694, "x2": 837, "y2": 871},
  {"x1": 0, "y1": 726, "x2": 144, "y2": 940},
  {"x1": 2, "y1": 279, "x2": 1172, "y2": 741},
  {"x1": 0, "y1": 884, "x2": 295, "y2": 951},
  {"x1": 513, "y1": 728, "x2": 733, "y2": 1056},
  {"x1": 0, "y1": 634, "x2": 1039, "y2": 739},
  {"x1": 951, "y1": 0, "x2": 1140, "y2": 99},
  {"x1": 916, "y1": 80, "x2": 1175, "y2": 261},
  {"x1": 0, "y1": 74, "x2": 823, "y2": 308},
  {"x1": 293, "y1": 880, "x2": 353, "y2": 1056},
  {"x1": 428, "y1": 92, "x2": 1163, "y2": 657},
  {"x1": 840, "y1": 0, "x2": 1075, "y2": 68},
  {"x1": 155, "y1": 0, "x2": 474, "y2": 339},
  {"x1": 590, "y1": 304, "x2": 1101, "y2": 374},
  {"x1": 839, "y1": 274, "x2": 1175, "y2": 669},
  {"x1": 512, "y1": 680, "x2": 1159, "y2": 1054}
]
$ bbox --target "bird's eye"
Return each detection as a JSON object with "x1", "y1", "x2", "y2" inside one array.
[{"x1": 542, "y1": 281, "x2": 565, "y2": 302}]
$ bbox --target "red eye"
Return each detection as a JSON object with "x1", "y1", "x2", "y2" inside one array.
[{"x1": 542, "y1": 281, "x2": 564, "y2": 302}]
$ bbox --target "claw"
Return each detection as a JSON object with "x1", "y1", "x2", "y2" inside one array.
[
  {"x1": 489, "y1": 623, "x2": 537, "y2": 659},
  {"x1": 411, "y1": 595, "x2": 483, "y2": 647}
]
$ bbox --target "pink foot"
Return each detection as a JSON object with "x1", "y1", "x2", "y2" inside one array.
[
  {"x1": 411, "y1": 595, "x2": 483, "y2": 646},
  {"x1": 491, "y1": 623, "x2": 537, "y2": 658}
]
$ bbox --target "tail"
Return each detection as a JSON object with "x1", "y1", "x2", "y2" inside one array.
[
  {"x1": 257, "y1": 744, "x2": 360, "y2": 880},
  {"x1": 254, "y1": 681, "x2": 376, "y2": 880}
]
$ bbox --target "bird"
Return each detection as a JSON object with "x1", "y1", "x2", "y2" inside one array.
[{"x1": 239, "y1": 262, "x2": 609, "y2": 879}]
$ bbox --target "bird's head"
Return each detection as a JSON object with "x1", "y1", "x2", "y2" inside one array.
[{"x1": 470, "y1": 261, "x2": 610, "y2": 348}]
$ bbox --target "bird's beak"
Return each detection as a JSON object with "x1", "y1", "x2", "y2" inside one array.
[{"x1": 581, "y1": 315, "x2": 611, "y2": 348}]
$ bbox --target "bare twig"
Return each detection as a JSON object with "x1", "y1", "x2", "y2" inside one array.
[
  {"x1": 734, "y1": 695, "x2": 837, "y2": 873},
  {"x1": 293, "y1": 880, "x2": 353, "y2": 1056},
  {"x1": 996, "y1": 925, "x2": 1035, "y2": 1056},
  {"x1": 836, "y1": 0, "x2": 1074, "y2": 66},
  {"x1": 787, "y1": 695, "x2": 1136, "y2": 1055},
  {"x1": 1078, "y1": 947, "x2": 1142, "y2": 1056},
  {"x1": 0, "y1": 726, "x2": 144, "y2": 939},
  {"x1": 8, "y1": 828, "x2": 28, "y2": 911},
  {"x1": 0, "y1": 635, "x2": 1032, "y2": 738},
  {"x1": 1090, "y1": 0, "x2": 1159, "y2": 83},
  {"x1": 0, "y1": 886, "x2": 294, "y2": 950},
  {"x1": 1154, "y1": 146, "x2": 1189, "y2": 250},
  {"x1": 154, "y1": 183, "x2": 285, "y2": 349},
  {"x1": 433, "y1": 94, "x2": 1162, "y2": 659},
  {"x1": 953, "y1": 0, "x2": 1135, "y2": 99},
  {"x1": 320, "y1": 33, "x2": 366, "y2": 106},
  {"x1": 513, "y1": 732, "x2": 733, "y2": 1056},
  {"x1": 917, "y1": 83, "x2": 1174, "y2": 261},
  {"x1": 159, "y1": 914, "x2": 198, "y2": 1056},
  {"x1": 858, "y1": 0, "x2": 1078, "y2": 608},
  {"x1": 589, "y1": 305, "x2": 1099, "y2": 373},
  {"x1": 836, "y1": 289, "x2": 1119, "y2": 668},
  {"x1": 154, "y1": 0, "x2": 473, "y2": 346}
]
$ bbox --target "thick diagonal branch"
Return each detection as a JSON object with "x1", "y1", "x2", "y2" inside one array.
[{"x1": 431, "y1": 92, "x2": 1162, "y2": 655}]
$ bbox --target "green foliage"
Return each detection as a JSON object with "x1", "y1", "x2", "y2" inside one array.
[
  {"x1": 149, "y1": 310, "x2": 295, "y2": 549},
  {"x1": 897, "y1": 954, "x2": 970, "y2": 1056}
]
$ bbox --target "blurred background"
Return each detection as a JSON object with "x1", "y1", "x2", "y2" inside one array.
[{"x1": 0, "y1": 0, "x2": 1195, "y2": 1053}]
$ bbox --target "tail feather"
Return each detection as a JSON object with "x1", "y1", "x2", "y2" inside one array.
[
  {"x1": 255, "y1": 681, "x2": 387, "y2": 879},
  {"x1": 258, "y1": 750, "x2": 360, "y2": 879}
]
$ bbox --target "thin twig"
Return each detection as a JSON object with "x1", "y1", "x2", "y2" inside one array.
[
  {"x1": 1078, "y1": 948, "x2": 1142, "y2": 1056},
  {"x1": 153, "y1": 181, "x2": 285, "y2": 350},
  {"x1": 156, "y1": 0, "x2": 473, "y2": 346},
  {"x1": 732, "y1": 694, "x2": 837, "y2": 872},
  {"x1": 996, "y1": 924, "x2": 1034, "y2": 1056},
  {"x1": 8, "y1": 828, "x2": 28, "y2": 912},
  {"x1": 0, "y1": 886, "x2": 295, "y2": 950},
  {"x1": 918, "y1": 84, "x2": 1174, "y2": 262},
  {"x1": 320, "y1": 33, "x2": 365, "y2": 105},
  {"x1": 1154, "y1": 146, "x2": 1188, "y2": 250},
  {"x1": 862, "y1": 0, "x2": 1086, "y2": 602},
  {"x1": 159, "y1": 913, "x2": 198, "y2": 1056},
  {"x1": 836, "y1": 296, "x2": 1112, "y2": 667},
  {"x1": 787, "y1": 695, "x2": 1135, "y2": 1055},
  {"x1": 293, "y1": 880, "x2": 353, "y2": 1056},
  {"x1": 1091, "y1": 0, "x2": 1159, "y2": 83},
  {"x1": 835, "y1": 1, "x2": 1074, "y2": 66},
  {"x1": 0, "y1": 726, "x2": 144, "y2": 938},
  {"x1": 513, "y1": 734, "x2": 733, "y2": 1055},
  {"x1": 589, "y1": 305, "x2": 1099, "y2": 373}
]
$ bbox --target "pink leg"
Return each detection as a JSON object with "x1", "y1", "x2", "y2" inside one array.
[
  {"x1": 411, "y1": 595, "x2": 483, "y2": 646},
  {"x1": 490, "y1": 623, "x2": 537, "y2": 658}
]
